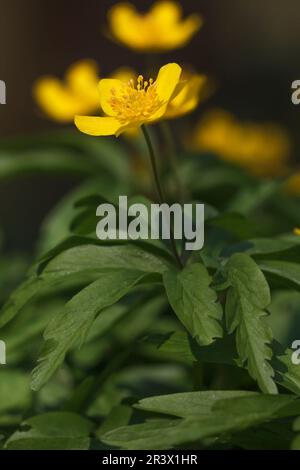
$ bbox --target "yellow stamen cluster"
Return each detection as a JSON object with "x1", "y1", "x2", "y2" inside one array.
[{"x1": 109, "y1": 75, "x2": 163, "y2": 124}]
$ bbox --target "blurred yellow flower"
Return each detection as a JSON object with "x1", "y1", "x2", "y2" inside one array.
[
  {"x1": 33, "y1": 62, "x2": 135, "y2": 123},
  {"x1": 294, "y1": 228, "x2": 300, "y2": 236},
  {"x1": 75, "y1": 63, "x2": 183, "y2": 137},
  {"x1": 191, "y1": 109, "x2": 291, "y2": 177},
  {"x1": 285, "y1": 171, "x2": 300, "y2": 197},
  {"x1": 33, "y1": 60, "x2": 100, "y2": 123},
  {"x1": 107, "y1": 1, "x2": 202, "y2": 52}
]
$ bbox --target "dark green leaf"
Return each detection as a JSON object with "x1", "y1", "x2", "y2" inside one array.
[{"x1": 164, "y1": 264, "x2": 223, "y2": 346}]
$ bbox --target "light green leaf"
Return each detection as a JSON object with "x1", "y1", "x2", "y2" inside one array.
[
  {"x1": 226, "y1": 254, "x2": 277, "y2": 394},
  {"x1": 164, "y1": 264, "x2": 223, "y2": 346},
  {"x1": 136, "y1": 390, "x2": 258, "y2": 418}
]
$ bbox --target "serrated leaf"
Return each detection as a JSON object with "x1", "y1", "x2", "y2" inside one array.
[
  {"x1": 226, "y1": 253, "x2": 277, "y2": 394},
  {"x1": 0, "y1": 243, "x2": 170, "y2": 329},
  {"x1": 272, "y1": 342, "x2": 300, "y2": 396},
  {"x1": 5, "y1": 412, "x2": 93, "y2": 450},
  {"x1": 102, "y1": 394, "x2": 297, "y2": 450},
  {"x1": 31, "y1": 270, "x2": 147, "y2": 391},
  {"x1": 164, "y1": 264, "x2": 223, "y2": 346}
]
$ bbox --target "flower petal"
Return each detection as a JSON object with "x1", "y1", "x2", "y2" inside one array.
[
  {"x1": 66, "y1": 59, "x2": 100, "y2": 105},
  {"x1": 99, "y1": 78, "x2": 125, "y2": 116},
  {"x1": 151, "y1": 1, "x2": 182, "y2": 24},
  {"x1": 108, "y1": 3, "x2": 143, "y2": 50},
  {"x1": 166, "y1": 75, "x2": 208, "y2": 118},
  {"x1": 33, "y1": 77, "x2": 83, "y2": 122},
  {"x1": 155, "y1": 63, "x2": 182, "y2": 103},
  {"x1": 75, "y1": 116, "x2": 122, "y2": 136}
]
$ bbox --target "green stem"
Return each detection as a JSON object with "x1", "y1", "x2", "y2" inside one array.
[
  {"x1": 142, "y1": 125, "x2": 183, "y2": 270},
  {"x1": 160, "y1": 121, "x2": 185, "y2": 206}
]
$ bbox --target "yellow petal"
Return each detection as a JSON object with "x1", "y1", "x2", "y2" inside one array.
[
  {"x1": 66, "y1": 59, "x2": 100, "y2": 106},
  {"x1": 108, "y1": 3, "x2": 143, "y2": 50},
  {"x1": 166, "y1": 75, "x2": 208, "y2": 118},
  {"x1": 33, "y1": 77, "x2": 84, "y2": 122},
  {"x1": 151, "y1": 1, "x2": 182, "y2": 24},
  {"x1": 155, "y1": 63, "x2": 182, "y2": 103},
  {"x1": 75, "y1": 115, "x2": 122, "y2": 136},
  {"x1": 156, "y1": 15, "x2": 203, "y2": 50},
  {"x1": 99, "y1": 78, "x2": 125, "y2": 116}
]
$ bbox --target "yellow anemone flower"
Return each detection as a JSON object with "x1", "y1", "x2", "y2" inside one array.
[
  {"x1": 33, "y1": 60, "x2": 100, "y2": 123},
  {"x1": 190, "y1": 109, "x2": 291, "y2": 178},
  {"x1": 107, "y1": 1, "x2": 202, "y2": 53},
  {"x1": 75, "y1": 63, "x2": 182, "y2": 137},
  {"x1": 165, "y1": 72, "x2": 210, "y2": 119}
]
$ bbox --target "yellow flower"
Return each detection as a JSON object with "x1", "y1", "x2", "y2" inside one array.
[
  {"x1": 107, "y1": 1, "x2": 202, "y2": 52},
  {"x1": 165, "y1": 72, "x2": 210, "y2": 119},
  {"x1": 33, "y1": 60, "x2": 100, "y2": 123},
  {"x1": 33, "y1": 62, "x2": 135, "y2": 123},
  {"x1": 285, "y1": 171, "x2": 300, "y2": 197},
  {"x1": 294, "y1": 228, "x2": 300, "y2": 236},
  {"x1": 191, "y1": 109, "x2": 291, "y2": 177},
  {"x1": 75, "y1": 63, "x2": 183, "y2": 137}
]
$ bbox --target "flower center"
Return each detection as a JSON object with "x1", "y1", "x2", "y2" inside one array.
[{"x1": 109, "y1": 75, "x2": 163, "y2": 124}]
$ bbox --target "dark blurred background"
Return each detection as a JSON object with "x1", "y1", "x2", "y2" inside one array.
[{"x1": 0, "y1": 0, "x2": 300, "y2": 252}]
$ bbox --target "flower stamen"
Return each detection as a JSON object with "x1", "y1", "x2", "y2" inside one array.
[{"x1": 109, "y1": 75, "x2": 163, "y2": 124}]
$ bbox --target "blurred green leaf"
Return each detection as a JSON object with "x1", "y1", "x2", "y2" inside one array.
[
  {"x1": 5, "y1": 412, "x2": 93, "y2": 450},
  {"x1": 0, "y1": 370, "x2": 31, "y2": 415}
]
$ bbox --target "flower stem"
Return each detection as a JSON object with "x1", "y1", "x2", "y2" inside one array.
[
  {"x1": 142, "y1": 124, "x2": 183, "y2": 269},
  {"x1": 160, "y1": 121, "x2": 185, "y2": 206}
]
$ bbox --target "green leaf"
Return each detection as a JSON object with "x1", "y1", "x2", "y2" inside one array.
[
  {"x1": 258, "y1": 260, "x2": 300, "y2": 290},
  {"x1": 0, "y1": 243, "x2": 170, "y2": 328},
  {"x1": 226, "y1": 254, "x2": 277, "y2": 394},
  {"x1": 102, "y1": 394, "x2": 297, "y2": 450},
  {"x1": 164, "y1": 264, "x2": 223, "y2": 346},
  {"x1": 5, "y1": 412, "x2": 93, "y2": 450},
  {"x1": 0, "y1": 150, "x2": 93, "y2": 179},
  {"x1": 38, "y1": 180, "x2": 124, "y2": 254},
  {"x1": 291, "y1": 416, "x2": 300, "y2": 450},
  {"x1": 136, "y1": 390, "x2": 258, "y2": 418},
  {"x1": 272, "y1": 342, "x2": 300, "y2": 395},
  {"x1": 227, "y1": 181, "x2": 280, "y2": 216},
  {"x1": 31, "y1": 270, "x2": 147, "y2": 391},
  {"x1": 153, "y1": 331, "x2": 236, "y2": 365},
  {"x1": 0, "y1": 370, "x2": 31, "y2": 414}
]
